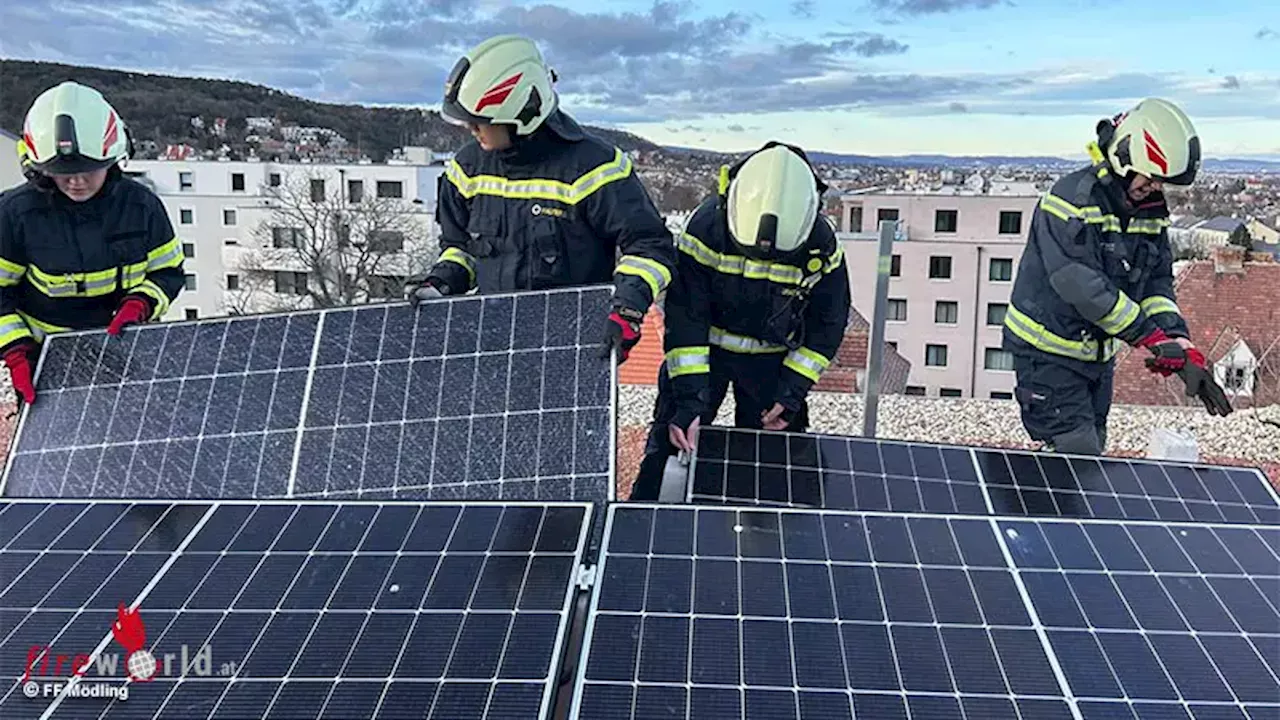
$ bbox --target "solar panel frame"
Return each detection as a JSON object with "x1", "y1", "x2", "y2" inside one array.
[
  {"x1": 569, "y1": 503, "x2": 1280, "y2": 720},
  {"x1": 0, "y1": 497, "x2": 594, "y2": 720},
  {"x1": 0, "y1": 285, "x2": 619, "y2": 510},
  {"x1": 684, "y1": 426, "x2": 1279, "y2": 524}
]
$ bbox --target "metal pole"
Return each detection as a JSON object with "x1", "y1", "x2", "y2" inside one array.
[{"x1": 862, "y1": 219, "x2": 897, "y2": 438}]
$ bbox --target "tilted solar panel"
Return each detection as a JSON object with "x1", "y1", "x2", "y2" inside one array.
[
  {"x1": 1, "y1": 286, "x2": 617, "y2": 515},
  {"x1": 570, "y1": 504, "x2": 1280, "y2": 720},
  {"x1": 686, "y1": 427, "x2": 1279, "y2": 524},
  {"x1": 0, "y1": 499, "x2": 591, "y2": 720}
]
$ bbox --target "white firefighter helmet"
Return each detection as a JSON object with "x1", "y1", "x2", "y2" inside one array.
[
  {"x1": 441, "y1": 34, "x2": 558, "y2": 136},
  {"x1": 726, "y1": 144, "x2": 822, "y2": 259},
  {"x1": 1105, "y1": 97, "x2": 1200, "y2": 187},
  {"x1": 22, "y1": 81, "x2": 130, "y2": 175}
]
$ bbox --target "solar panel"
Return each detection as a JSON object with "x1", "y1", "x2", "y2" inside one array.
[
  {"x1": 1, "y1": 285, "x2": 617, "y2": 511},
  {"x1": 687, "y1": 427, "x2": 1280, "y2": 524},
  {"x1": 0, "y1": 498, "x2": 592, "y2": 720},
  {"x1": 570, "y1": 504, "x2": 1280, "y2": 720}
]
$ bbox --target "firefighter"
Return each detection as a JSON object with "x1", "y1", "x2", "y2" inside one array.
[
  {"x1": 0, "y1": 81, "x2": 185, "y2": 406},
  {"x1": 1002, "y1": 97, "x2": 1232, "y2": 455},
  {"x1": 403, "y1": 34, "x2": 677, "y2": 363},
  {"x1": 631, "y1": 142, "x2": 851, "y2": 501},
  {"x1": 15, "y1": 137, "x2": 38, "y2": 183}
]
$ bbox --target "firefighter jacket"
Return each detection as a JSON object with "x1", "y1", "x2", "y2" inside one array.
[
  {"x1": 1003, "y1": 163, "x2": 1188, "y2": 364},
  {"x1": 663, "y1": 196, "x2": 851, "y2": 413},
  {"x1": 425, "y1": 110, "x2": 677, "y2": 313},
  {"x1": 0, "y1": 174, "x2": 185, "y2": 350}
]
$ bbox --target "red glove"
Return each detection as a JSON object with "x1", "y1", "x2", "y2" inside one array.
[
  {"x1": 3, "y1": 342, "x2": 36, "y2": 405},
  {"x1": 599, "y1": 306, "x2": 644, "y2": 363},
  {"x1": 107, "y1": 295, "x2": 152, "y2": 336}
]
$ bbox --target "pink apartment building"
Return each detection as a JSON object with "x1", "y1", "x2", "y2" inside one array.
[{"x1": 836, "y1": 189, "x2": 1043, "y2": 399}]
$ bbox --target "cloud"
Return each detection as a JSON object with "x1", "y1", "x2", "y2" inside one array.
[
  {"x1": 1257, "y1": 27, "x2": 1277, "y2": 40},
  {"x1": 869, "y1": 0, "x2": 1002, "y2": 15},
  {"x1": 949, "y1": 102, "x2": 967, "y2": 112},
  {"x1": 791, "y1": 0, "x2": 816, "y2": 18},
  {"x1": 1222, "y1": 75, "x2": 1241, "y2": 90},
  {"x1": 727, "y1": 124, "x2": 746, "y2": 132}
]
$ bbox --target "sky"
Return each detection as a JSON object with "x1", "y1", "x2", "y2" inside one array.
[{"x1": 2, "y1": 0, "x2": 1278, "y2": 158}]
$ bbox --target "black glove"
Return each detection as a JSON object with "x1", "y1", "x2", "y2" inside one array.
[
  {"x1": 599, "y1": 305, "x2": 644, "y2": 363},
  {"x1": 1174, "y1": 363, "x2": 1233, "y2": 417},
  {"x1": 405, "y1": 277, "x2": 450, "y2": 306}
]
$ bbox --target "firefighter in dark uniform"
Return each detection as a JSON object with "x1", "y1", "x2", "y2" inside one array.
[
  {"x1": 0, "y1": 81, "x2": 186, "y2": 406},
  {"x1": 403, "y1": 34, "x2": 677, "y2": 362},
  {"x1": 1002, "y1": 97, "x2": 1232, "y2": 455},
  {"x1": 631, "y1": 142, "x2": 852, "y2": 501}
]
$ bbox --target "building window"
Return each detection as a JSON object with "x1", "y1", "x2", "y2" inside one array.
[
  {"x1": 368, "y1": 231, "x2": 405, "y2": 253},
  {"x1": 226, "y1": 274, "x2": 240, "y2": 291},
  {"x1": 274, "y1": 271, "x2": 309, "y2": 295},
  {"x1": 223, "y1": 209, "x2": 237, "y2": 226},
  {"x1": 231, "y1": 173, "x2": 245, "y2": 192},
  {"x1": 182, "y1": 243, "x2": 195, "y2": 259},
  {"x1": 268, "y1": 172, "x2": 281, "y2": 187},
  {"x1": 989, "y1": 258, "x2": 1014, "y2": 282},
  {"x1": 939, "y1": 388, "x2": 963, "y2": 398},
  {"x1": 925, "y1": 344, "x2": 948, "y2": 367},
  {"x1": 886, "y1": 341, "x2": 898, "y2": 351},
  {"x1": 934, "y1": 301, "x2": 958, "y2": 324},
  {"x1": 376, "y1": 180, "x2": 403, "y2": 198},
  {"x1": 309, "y1": 178, "x2": 325, "y2": 203},
  {"x1": 904, "y1": 385, "x2": 926, "y2": 396},
  {"x1": 991, "y1": 391, "x2": 1013, "y2": 400},
  {"x1": 876, "y1": 208, "x2": 899, "y2": 224},
  {"x1": 272, "y1": 227, "x2": 304, "y2": 248},
  {"x1": 934, "y1": 209, "x2": 958, "y2": 233},
  {"x1": 984, "y1": 348, "x2": 1015, "y2": 371},
  {"x1": 986, "y1": 303, "x2": 1008, "y2": 326},
  {"x1": 847, "y1": 205, "x2": 863, "y2": 232},
  {"x1": 999, "y1": 210, "x2": 1022, "y2": 235},
  {"x1": 890, "y1": 254, "x2": 901, "y2": 277},
  {"x1": 184, "y1": 309, "x2": 199, "y2": 320},
  {"x1": 368, "y1": 275, "x2": 403, "y2": 299},
  {"x1": 224, "y1": 238, "x2": 239, "y2": 246},
  {"x1": 184, "y1": 274, "x2": 197, "y2": 291},
  {"x1": 887, "y1": 298, "x2": 908, "y2": 321},
  {"x1": 179, "y1": 208, "x2": 194, "y2": 225},
  {"x1": 348, "y1": 179, "x2": 364, "y2": 204},
  {"x1": 928, "y1": 255, "x2": 952, "y2": 279},
  {"x1": 179, "y1": 172, "x2": 193, "y2": 191}
]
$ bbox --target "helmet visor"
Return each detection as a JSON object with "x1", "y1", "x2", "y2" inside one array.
[
  {"x1": 441, "y1": 57, "x2": 491, "y2": 127},
  {"x1": 1155, "y1": 135, "x2": 1200, "y2": 187}
]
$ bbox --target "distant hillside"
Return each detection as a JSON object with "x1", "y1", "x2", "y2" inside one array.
[{"x1": 0, "y1": 60, "x2": 658, "y2": 161}]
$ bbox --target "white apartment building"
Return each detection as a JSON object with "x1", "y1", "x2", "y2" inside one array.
[
  {"x1": 122, "y1": 158, "x2": 444, "y2": 320},
  {"x1": 0, "y1": 130, "x2": 23, "y2": 192},
  {"x1": 837, "y1": 190, "x2": 1044, "y2": 399}
]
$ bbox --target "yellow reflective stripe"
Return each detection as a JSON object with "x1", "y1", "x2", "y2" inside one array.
[
  {"x1": 16, "y1": 310, "x2": 69, "y2": 343},
  {"x1": 146, "y1": 236, "x2": 184, "y2": 271},
  {"x1": 1140, "y1": 296, "x2": 1179, "y2": 318},
  {"x1": 1128, "y1": 218, "x2": 1169, "y2": 234},
  {"x1": 615, "y1": 255, "x2": 671, "y2": 300},
  {"x1": 708, "y1": 326, "x2": 786, "y2": 354},
  {"x1": 1038, "y1": 194, "x2": 1080, "y2": 222},
  {"x1": 0, "y1": 313, "x2": 33, "y2": 348},
  {"x1": 446, "y1": 149, "x2": 632, "y2": 204},
  {"x1": 439, "y1": 247, "x2": 476, "y2": 285},
  {"x1": 1040, "y1": 194, "x2": 1167, "y2": 234},
  {"x1": 824, "y1": 244, "x2": 845, "y2": 273},
  {"x1": 678, "y1": 232, "x2": 809, "y2": 286},
  {"x1": 27, "y1": 265, "x2": 120, "y2": 298},
  {"x1": 0, "y1": 257, "x2": 25, "y2": 287},
  {"x1": 121, "y1": 261, "x2": 149, "y2": 290},
  {"x1": 130, "y1": 280, "x2": 170, "y2": 319},
  {"x1": 1096, "y1": 291, "x2": 1141, "y2": 336},
  {"x1": 664, "y1": 346, "x2": 710, "y2": 377},
  {"x1": 1003, "y1": 305, "x2": 1122, "y2": 362},
  {"x1": 782, "y1": 346, "x2": 830, "y2": 383}
]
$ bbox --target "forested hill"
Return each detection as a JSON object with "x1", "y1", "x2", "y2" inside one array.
[{"x1": 0, "y1": 60, "x2": 658, "y2": 161}]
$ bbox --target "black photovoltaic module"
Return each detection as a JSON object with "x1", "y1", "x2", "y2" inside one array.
[
  {"x1": 571, "y1": 504, "x2": 1280, "y2": 720},
  {"x1": 0, "y1": 499, "x2": 591, "y2": 720},
  {"x1": 686, "y1": 427, "x2": 1279, "y2": 524},
  {"x1": 1, "y1": 286, "x2": 617, "y2": 511}
]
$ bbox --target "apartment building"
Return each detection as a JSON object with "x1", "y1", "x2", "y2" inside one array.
[
  {"x1": 837, "y1": 190, "x2": 1043, "y2": 399},
  {"x1": 122, "y1": 158, "x2": 444, "y2": 320},
  {"x1": 0, "y1": 129, "x2": 22, "y2": 191}
]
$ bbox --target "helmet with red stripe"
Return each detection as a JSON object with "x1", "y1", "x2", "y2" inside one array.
[
  {"x1": 1103, "y1": 97, "x2": 1200, "y2": 187},
  {"x1": 22, "y1": 81, "x2": 131, "y2": 175},
  {"x1": 441, "y1": 34, "x2": 558, "y2": 136}
]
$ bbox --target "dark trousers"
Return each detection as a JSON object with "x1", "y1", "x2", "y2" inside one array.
[
  {"x1": 631, "y1": 350, "x2": 810, "y2": 501},
  {"x1": 1011, "y1": 350, "x2": 1114, "y2": 455}
]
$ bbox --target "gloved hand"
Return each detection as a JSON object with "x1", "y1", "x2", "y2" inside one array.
[
  {"x1": 1136, "y1": 328, "x2": 1187, "y2": 375},
  {"x1": 599, "y1": 305, "x2": 644, "y2": 363},
  {"x1": 668, "y1": 407, "x2": 701, "y2": 452},
  {"x1": 3, "y1": 341, "x2": 37, "y2": 405},
  {"x1": 1141, "y1": 342, "x2": 1233, "y2": 417},
  {"x1": 404, "y1": 277, "x2": 449, "y2": 307},
  {"x1": 106, "y1": 295, "x2": 151, "y2": 336}
]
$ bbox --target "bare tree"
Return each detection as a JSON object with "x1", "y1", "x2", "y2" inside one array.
[{"x1": 230, "y1": 169, "x2": 438, "y2": 313}]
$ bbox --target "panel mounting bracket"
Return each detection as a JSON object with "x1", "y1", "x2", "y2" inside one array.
[{"x1": 575, "y1": 563, "x2": 597, "y2": 590}]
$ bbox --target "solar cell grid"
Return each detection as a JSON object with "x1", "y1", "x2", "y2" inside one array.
[
  {"x1": 0, "y1": 499, "x2": 591, "y2": 720},
  {"x1": 688, "y1": 427, "x2": 989, "y2": 515},
  {"x1": 1, "y1": 286, "x2": 617, "y2": 513}
]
